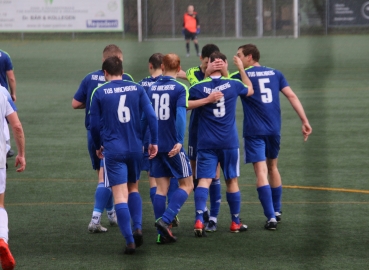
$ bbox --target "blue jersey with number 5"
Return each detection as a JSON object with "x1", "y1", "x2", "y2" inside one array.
[
  {"x1": 230, "y1": 66, "x2": 288, "y2": 136},
  {"x1": 189, "y1": 77, "x2": 248, "y2": 150},
  {"x1": 89, "y1": 80, "x2": 157, "y2": 154},
  {"x1": 147, "y1": 76, "x2": 188, "y2": 152}
]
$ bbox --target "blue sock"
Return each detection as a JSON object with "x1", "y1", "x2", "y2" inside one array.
[
  {"x1": 257, "y1": 185, "x2": 276, "y2": 220},
  {"x1": 167, "y1": 178, "x2": 179, "y2": 204},
  {"x1": 128, "y1": 192, "x2": 142, "y2": 230},
  {"x1": 194, "y1": 187, "x2": 208, "y2": 223},
  {"x1": 153, "y1": 194, "x2": 166, "y2": 220},
  {"x1": 150, "y1": 187, "x2": 157, "y2": 205},
  {"x1": 271, "y1": 186, "x2": 282, "y2": 213},
  {"x1": 94, "y1": 183, "x2": 111, "y2": 213},
  {"x1": 162, "y1": 188, "x2": 188, "y2": 224},
  {"x1": 105, "y1": 188, "x2": 114, "y2": 211},
  {"x1": 115, "y1": 203, "x2": 134, "y2": 245},
  {"x1": 209, "y1": 178, "x2": 221, "y2": 218},
  {"x1": 226, "y1": 191, "x2": 241, "y2": 224}
]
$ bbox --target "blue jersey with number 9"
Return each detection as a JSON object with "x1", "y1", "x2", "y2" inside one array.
[
  {"x1": 230, "y1": 66, "x2": 288, "y2": 136},
  {"x1": 189, "y1": 77, "x2": 248, "y2": 150}
]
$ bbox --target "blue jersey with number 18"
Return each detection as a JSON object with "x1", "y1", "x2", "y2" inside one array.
[
  {"x1": 230, "y1": 66, "x2": 289, "y2": 136},
  {"x1": 189, "y1": 76, "x2": 249, "y2": 150},
  {"x1": 147, "y1": 76, "x2": 188, "y2": 152}
]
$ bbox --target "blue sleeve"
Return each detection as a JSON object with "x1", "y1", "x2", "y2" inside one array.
[
  {"x1": 5, "y1": 54, "x2": 13, "y2": 71},
  {"x1": 277, "y1": 70, "x2": 289, "y2": 90},
  {"x1": 142, "y1": 103, "x2": 158, "y2": 145},
  {"x1": 175, "y1": 106, "x2": 186, "y2": 145},
  {"x1": 140, "y1": 112, "x2": 148, "y2": 140},
  {"x1": 74, "y1": 76, "x2": 88, "y2": 103},
  {"x1": 89, "y1": 92, "x2": 102, "y2": 149}
]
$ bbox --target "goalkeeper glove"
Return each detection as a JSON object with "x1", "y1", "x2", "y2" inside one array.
[
  {"x1": 196, "y1": 28, "x2": 200, "y2": 34},
  {"x1": 182, "y1": 29, "x2": 185, "y2": 36}
]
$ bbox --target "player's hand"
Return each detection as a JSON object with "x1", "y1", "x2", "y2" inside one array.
[
  {"x1": 302, "y1": 123, "x2": 312, "y2": 141},
  {"x1": 96, "y1": 146, "x2": 104, "y2": 159},
  {"x1": 168, "y1": 143, "x2": 182, "y2": 158},
  {"x1": 196, "y1": 28, "x2": 200, "y2": 34},
  {"x1": 15, "y1": 155, "x2": 26, "y2": 172},
  {"x1": 11, "y1": 94, "x2": 16, "y2": 102},
  {"x1": 148, "y1": 144, "x2": 158, "y2": 159},
  {"x1": 207, "y1": 91, "x2": 224, "y2": 103},
  {"x1": 206, "y1": 59, "x2": 225, "y2": 75},
  {"x1": 182, "y1": 29, "x2": 185, "y2": 36},
  {"x1": 233, "y1": 56, "x2": 244, "y2": 71}
]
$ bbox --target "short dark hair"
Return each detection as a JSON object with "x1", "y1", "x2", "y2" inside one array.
[
  {"x1": 149, "y1": 53, "x2": 164, "y2": 69},
  {"x1": 102, "y1": 56, "x2": 123, "y2": 76},
  {"x1": 209, "y1": 51, "x2": 227, "y2": 63},
  {"x1": 201, "y1": 44, "x2": 220, "y2": 58},
  {"x1": 238, "y1": 44, "x2": 260, "y2": 61},
  {"x1": 102, "y1": 44, "x2": 122, "y2": 60}
]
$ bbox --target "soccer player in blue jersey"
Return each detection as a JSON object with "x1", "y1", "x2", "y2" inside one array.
[
  {"x1": 189, "y1": 51, "x2": 254, "y2": 236},
  {"x1": 89, "y1": 56, "x2": 158, "y2": 254},
  {"x1": 138, "y1": 53, "x2": 180, "y2": 225},
  {"x1": 231, "y1": 44, "x2": 312, "y2": 230},
  {"x1": 0, "y1": 49, "x2": 16, "y2": 102},
  {"x1": 147, "y1": 53, "x2": 194, "y2": 244},
  {"x1": 186, "y1": 44, "x2": 226, "y2": 232},
  {"x1": 72, "y1": 44, "x2": 134, "y2": 233}
]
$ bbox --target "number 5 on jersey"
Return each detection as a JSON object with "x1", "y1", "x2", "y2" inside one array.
[
  {"x1": 117, "y1": 95, "x2": 131, "y2": 123},
  {"x1": 259, "y1": 78, "x2": 273, "y2": 103}
]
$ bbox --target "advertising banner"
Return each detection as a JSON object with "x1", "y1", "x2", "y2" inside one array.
[
  {"x1": 329, "y1": 0, "x2": 369, "y2": 26},
  {"x1": 0, "y1": 0, "x2": 123, "y2": 32}
]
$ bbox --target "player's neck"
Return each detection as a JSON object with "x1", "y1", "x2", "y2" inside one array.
[
  {"x1": 150, "y1": 69, "x2": 162, "y2": 78},
  {"x1": 209, "y1": 71, "x2": 222, "y2": 77},
  {"x1": 106, "y1": 74, "x2": 123, "y2": 81},
  {"x1": 163, "y1": 71, "x2": 177, "y2": 79}
]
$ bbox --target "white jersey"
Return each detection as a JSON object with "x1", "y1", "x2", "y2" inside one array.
[{"x1": 0, "y1": 93, "x2": 14, "y2": 168}]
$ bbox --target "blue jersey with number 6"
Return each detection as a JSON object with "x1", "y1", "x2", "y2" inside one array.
[
  {"x1": 189, "y1": 76, "x2": 249, "y2": 150},
  {"x1": 89, "y1": 80, "x2": 157, "y2": 155},
  {"x1": 147, "y1": 76, "x2": 188, "y2": 152},
  {"x1": 230, "y1": 66, "x2": 288, "y2": 136}
]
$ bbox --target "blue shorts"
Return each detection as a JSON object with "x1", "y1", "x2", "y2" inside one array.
[
  {"x1": 243, "y1": 135, "x2": 280, "y2": 164},
  {"x1": 188, "y1": 142, "x2": 197, "y2": 161},
  {"x1": 141, "y1": 150, "x2": 150, "y2": 172},
  {"x1": 87, "y1": 130, "x2": 100, "y2": 170},
  {"x1": 103, "y1": 152, "x2": 142, "y2": 187},
  {"x1": 196, "y1": 148, "x2": 240, "y2": 180},
  {"x1": 150, "y1": 150, "x2": 192, "y2": 179}
]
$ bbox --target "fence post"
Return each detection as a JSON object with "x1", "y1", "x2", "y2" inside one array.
[
  {"x1": 256, "y1": 0, "x2": 263, "y2": 37},
  {"x1": 235, "y1": 0, "x2": 242, "y2": 38},
  {"x1": 137, "y1": 0, "x2": 142, "y2": 42},
  {"x1": 293, "y1": 0, "x2": 299, "y2": 38}
]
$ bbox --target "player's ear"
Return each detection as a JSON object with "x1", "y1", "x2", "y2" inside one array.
[
  {"x1": 161, "y1": 63, "x2": 165, "y2": 72},
  {"x1": 177, "y1": 65, "x2": 181, "y2": 73}
]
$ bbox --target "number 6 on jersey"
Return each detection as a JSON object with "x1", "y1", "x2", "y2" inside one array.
[{"x1": 117, "y1": 95, "x2": 131, "y2": 123}]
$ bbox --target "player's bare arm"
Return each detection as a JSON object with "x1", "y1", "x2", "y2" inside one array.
[
  {"x1": 7, "y1": 112, "x2": 26, "y2": 172},
  {"x1": 187, "y1": 91, "x2": 223, "y2": 110},
  {"x1": 168, "y1": 143, "x2": 182, "y2": 158},
  {"x1": 233, "y1": 56, "x2": 254, "y2": 96},
  {"x1": 281, "y1": 86, "x2": 312, "y2": 141},
  {"x1": 6, "y1": 70, "x2": 16, "y2": 102},
  {"x1": 72, "y1": 98, "x2": 86, "y2": 109},
  {"x1": 177, "y1": 70, "x2": 188, "y2": 81}
]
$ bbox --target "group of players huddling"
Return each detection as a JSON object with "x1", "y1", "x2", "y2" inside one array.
[{"x1": 72, "y1": 43, "x2": 312, "y2": 255}]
